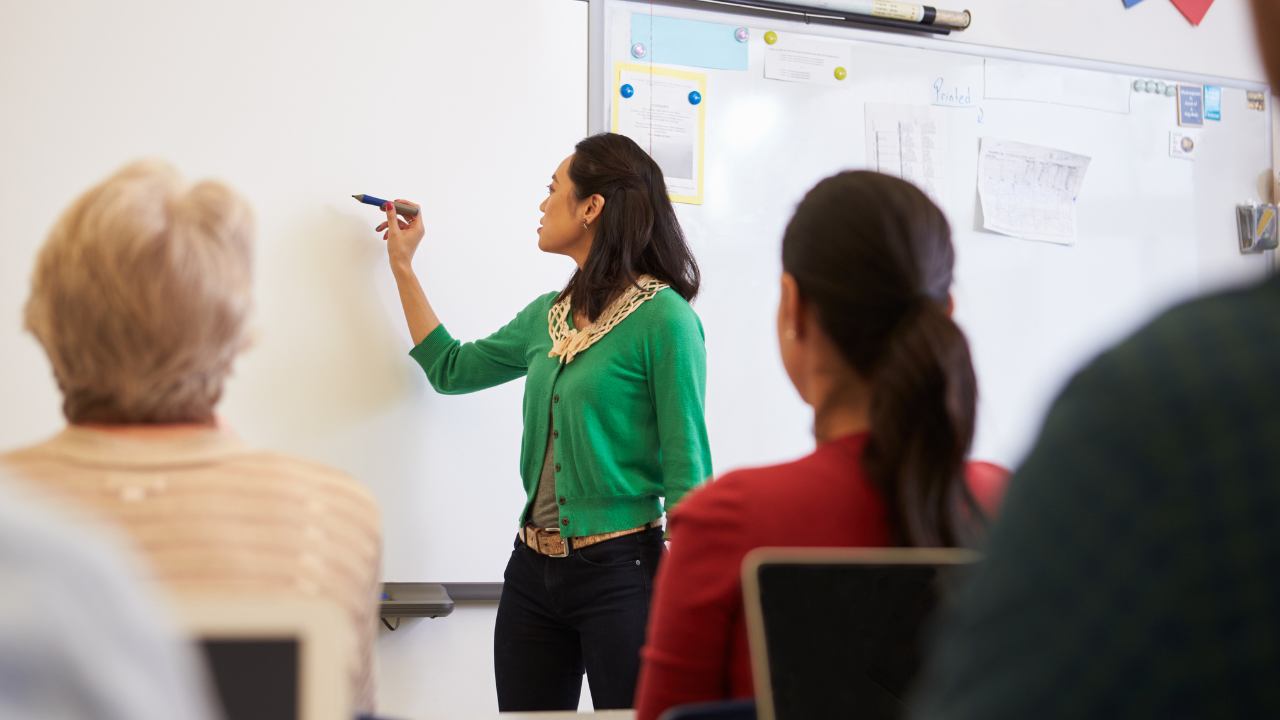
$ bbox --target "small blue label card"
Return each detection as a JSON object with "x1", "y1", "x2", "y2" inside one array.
[
  {"x1": 630, "y1": 14, "x2": 748, "y2": 72},
  {"x1": 1178, "y1": 85, "x2": 1204, "y2": 127},
  {"x1": 1204, "y1": 85, "x2": 1221, "y2": 120},
  {"x1": 1122, "y1": 0, "x2": 1147, "y2": 6}
]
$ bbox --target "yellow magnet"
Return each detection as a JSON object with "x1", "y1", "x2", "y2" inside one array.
[
  {"x1": 764, "y1": 31, "x2": 778, "y2": 45},
  {"x1": 834, "y1": 66, "x2": 847, "y2": 80}
]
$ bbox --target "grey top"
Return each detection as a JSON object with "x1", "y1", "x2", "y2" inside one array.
[
  {"x1": 528, "y1": 413, "x2": 560, "y2": 529},
  {"x1": 0, "y1": 473, "x2": 217, "y2": 720}
]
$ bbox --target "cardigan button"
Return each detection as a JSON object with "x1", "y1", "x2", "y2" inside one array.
[
  {"x1": 553, "y1": 430, "x2": 560, "y2": 439},
  {"x1": 558, "y1": 496, "x2": 566, "y2": 505},
  {"x1": 561, "y1": 518, "x2": 570, "y2": 526},
  {"x1": 555, "y1": 463, "x2": 562, "y2": 472},
  {"x1": 553, "y1": 395, "x2": 560, "y2": 403}
]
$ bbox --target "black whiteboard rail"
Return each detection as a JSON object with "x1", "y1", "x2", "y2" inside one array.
[
  {"x1": 379, "y1": 582, "x2": 503, "y2": 625},
  {"x1": 681, "y1": 0, "x2": 962, "y2": 36},
  {"x1": 381, "y1": 583, "x2": 455, "y2": 620}
]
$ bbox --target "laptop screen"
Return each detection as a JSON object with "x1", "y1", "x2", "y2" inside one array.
[
  {"x1": 755, "y1": 561, "x2": 965, "y2": 720},
  {"x1": 200, "y1": 638, "x2": 300, "y2": 720}
]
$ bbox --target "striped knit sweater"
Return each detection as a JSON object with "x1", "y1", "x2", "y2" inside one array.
[{"x1": 1, "y1": 425, "x2": 382, "y2": 712}]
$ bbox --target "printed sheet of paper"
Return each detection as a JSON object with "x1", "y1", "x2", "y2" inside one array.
[
  {"x1": 977, "y1": 138, "x2": 1091, "y2": 245},
  {"x1": 764, "y1": 36, "x2": 852, "y2": 87},
  {"x1": 612, "y1": 62, "x2": 705, "y2": 204},
  {"x1": 863, "y1": 104, "x2": 949, "y2": 209}
]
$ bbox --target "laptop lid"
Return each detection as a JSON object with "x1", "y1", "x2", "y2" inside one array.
[
  {"x1": 174, "y1": 596, "x2": 353, "y2": 720},
  {"x1": 742, "y1": 547, "x2": 979, "y2": 720}
]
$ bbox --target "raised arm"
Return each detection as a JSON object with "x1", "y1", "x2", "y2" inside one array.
[
  {"x1": 379, "y1": 199, "x2": 438, "y2": 345},
  {"x1": 380, "y1": 199, "x2": 541, "y2": 394},
  {"x1": 409, "y1": 297, "x2": 550, "y2": 395}
]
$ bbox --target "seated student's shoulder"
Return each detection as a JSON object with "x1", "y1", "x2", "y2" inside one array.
[
  {"x1": 232, "y1": 450, "x2": 380, "y2": 521},
  {"x1": 1053, "y1": 277, "x2": 1280, "y2": 439},
  {"x1": 1111, "y1": 276, "x2": 1279, "y2": 373},
  {"x1": 673, "y1": 445, "x2": 861, "y2": 533}
]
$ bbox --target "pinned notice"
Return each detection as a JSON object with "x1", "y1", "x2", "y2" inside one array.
[
  {"x1": 612, "y1": 62, "x2": 706, "y2": 204},
  {"x1": 764, "y1": 35, "x2": 853, "y2": 86},
  {"x1": 1204, "y1": 86, "x2": 1221, "y2": 121},
  {"x1": 977, "y1": 138, "x2": 1091, "y2": 245},
  {"x1": 1170, "y1": 130, "x2": 1197, "y2": 161},
  {"x1": 1178, "y1": 85, "x2": 1204, "y2": 127},
  {"x1": 864, "y1": 104, "x2": 949, "y2": 209}
]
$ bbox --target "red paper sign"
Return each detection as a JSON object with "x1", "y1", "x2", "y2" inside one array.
[{"x1": 1170, "y1": 0, "x2": 1214, "y2": 26}]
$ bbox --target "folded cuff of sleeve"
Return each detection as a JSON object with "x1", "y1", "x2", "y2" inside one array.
[{"x1": 408, "y1": 324, "x2": 456, "y2": 369}]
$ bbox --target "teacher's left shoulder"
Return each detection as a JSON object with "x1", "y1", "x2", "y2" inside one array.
[{"x1": 636, "y1": 286, "x2": 705, "y2": 341}]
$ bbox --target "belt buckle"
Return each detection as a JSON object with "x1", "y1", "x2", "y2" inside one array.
[{"x1": 534, "y1": 528, "x2": 570, "y2": 558}]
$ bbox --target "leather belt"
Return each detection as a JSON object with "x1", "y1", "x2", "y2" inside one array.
[{"x1": 521, "y1": 520, "x2": 662, "y2": 558}]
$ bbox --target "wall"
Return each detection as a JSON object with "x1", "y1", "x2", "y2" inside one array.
[
  {"x1": 0, "y1": 1, "x2": 1267, "y2": 718},
  {"x1": 952, "y1": 0, "x2": 1265, "y2": 83}
]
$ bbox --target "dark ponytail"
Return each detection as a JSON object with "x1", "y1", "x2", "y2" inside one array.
[
  {"x1": 781, "y1": 171, "x2": 980, "y2": 547},
  {"x1": 562, "y1": 133, "x2": 700, "y2": 321}
]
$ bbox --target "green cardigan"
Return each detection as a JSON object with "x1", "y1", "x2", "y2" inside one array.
[{"x1": 409, "y1": 288, "x2": 713, "y2": 537}]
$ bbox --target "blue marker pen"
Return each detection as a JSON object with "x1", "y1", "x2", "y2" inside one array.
[{"x1": 352, "y1": 194, "x2": 420, "y2": 216}]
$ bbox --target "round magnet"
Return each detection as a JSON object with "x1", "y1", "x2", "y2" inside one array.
[
  {"x1": 735, "y1": 27, "x2": 749, "y2": 42},
  {"x1": 1155, "y1": 81, "x2": 1167, "y2": 94},
  {"x1": 764, "y1": 31, "x2": 778, "y2": 45},
  {"x1": 632, "y1": 43, "x2": 647, "y2": 59},
  {"x1": 688, "y1": 90, "x2": 702, "y2": 105},
  {"x1": 1144, "y1": 80, "x2": 1157, "y2": 93},
  {"x1": 1165, "y1": 85, "x2": 1176, "y2": 97},
  {"x1": 834, "y1": 66, "x2": 847, "y2": 80},
  {"x1": 620, "y1": 83, "x2": 634, "y2": 99},
  {"x1": 1133, "y1": 79, "x2": 1144, "y2": 92}
]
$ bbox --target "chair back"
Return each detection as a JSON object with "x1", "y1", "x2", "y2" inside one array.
[
  {"x1": 741, "y1": 547, "x2": 979, "y2": 720},
  {"x1": 173, "y1": 595, "x2": 353, "y2": 720}
]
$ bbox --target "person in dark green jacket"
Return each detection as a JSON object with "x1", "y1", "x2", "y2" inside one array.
[
  {"x1": 377, "y1": 133, "x2": 712, "y2": 711},
  {"x1": 908, "y1": 4, "x2": 1280, "y2": 717}
]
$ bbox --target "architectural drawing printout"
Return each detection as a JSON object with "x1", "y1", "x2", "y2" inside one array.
[
  {"x1": 863, "y1": 104, "x2": 949, "y2": 209},
  {"x1": 977, "y1": 138, "x2": 1091, "y2": 245}
]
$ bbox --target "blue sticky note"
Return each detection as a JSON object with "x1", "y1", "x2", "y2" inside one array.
[
  {"x1": 1204, "y1": 85, "x2": 1222, "y2": 120},
  {"x1": 630, "y1": 14, "x2": 748, "y2": 72},
  {"x1": 1122, "y1": 0, "x2": 1147, "y2": 6},
  {"x1": 1178, "y1": 85, "x2": 1204, "y2": 127}
]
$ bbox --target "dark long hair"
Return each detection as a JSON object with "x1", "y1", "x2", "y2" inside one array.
[
  {"x1": 782, "y1": 171, "x2": 980, "y2": 547},
  {"x1": 560, "y1": 133, "x2": 700, "y2": 321}
]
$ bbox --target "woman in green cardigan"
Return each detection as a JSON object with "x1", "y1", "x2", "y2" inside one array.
[{"x1": 377, "y1": 133, "x2": 712, "y2": 711}]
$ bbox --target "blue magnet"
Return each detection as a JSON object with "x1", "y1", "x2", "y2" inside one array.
[
  {"x1": 735, "y1": 27, "x2": 749, "y2": 42},
  {"x1": 688, "y1": 90, "x2": 702, "y2": 105},
  {"x1": 620, "y1": 83, "x2": 634, "y2": 99},
  {"x1": 631, "y1": 43, "x2": 647, "y2": 59}
]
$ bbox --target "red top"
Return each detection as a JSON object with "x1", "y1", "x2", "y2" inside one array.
[{"x1": 633, "y1": 433, "x2": 1008, "y2": 720}]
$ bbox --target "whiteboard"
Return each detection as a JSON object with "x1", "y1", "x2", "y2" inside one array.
[
  {"x1": 0, "y1": 0, "x2": 588, "y2": 583},
  {"x1": 595, "y1": 1, "x2": 1273, "y2": 481}
]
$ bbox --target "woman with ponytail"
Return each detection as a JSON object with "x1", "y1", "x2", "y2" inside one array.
[
  {"x1": 382, "y1": 133, "x2": 711, "y2": 711},
  {"x1": 633, "y1": 171, "x2": 1008, "y2": 720}
]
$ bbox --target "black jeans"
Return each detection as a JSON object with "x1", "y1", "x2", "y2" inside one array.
[{"x1": 494, "y1": 526, "x2": 665, "y2": 711}]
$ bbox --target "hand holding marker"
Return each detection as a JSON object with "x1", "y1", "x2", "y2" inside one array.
[
  {"x1": 353, "y1": 194, "x2": 419, "y2": 217},
  {"x1": 354, "y1": 194, "x2": 425, "y2": 267}
]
